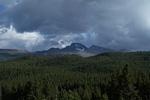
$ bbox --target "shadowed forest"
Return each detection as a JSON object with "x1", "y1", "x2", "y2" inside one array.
[{"x1": 1, "y1": 52, "x2": 150, "y2": 100}]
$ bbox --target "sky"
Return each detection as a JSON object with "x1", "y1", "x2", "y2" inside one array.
[{"x1": 0, "y1": 0, "x2": 150, "y2": 51}]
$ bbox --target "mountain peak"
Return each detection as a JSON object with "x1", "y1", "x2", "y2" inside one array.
[
  {"x1": 70, "y1": 43, "x2": 87, "y2": 49},
  {"x1": 70, "y1": 43, "x2": 87, "y2": 48},
  {"x1": 35, "y1": 43, "x2": 116, "y2": 57},
  {"x1": 63, "y1": 43, "x2": 87, "y2": 52}
]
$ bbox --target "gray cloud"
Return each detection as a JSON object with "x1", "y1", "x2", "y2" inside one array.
[
  {"x1": 0, "y1": 0, "x2": 20, "y2": 7},
  {"x1": 1, "y1": 0, "x2": 92, "y2": 34},
  {"x1": 0, "y1": 0, "x2": 150, "y2": 50}
]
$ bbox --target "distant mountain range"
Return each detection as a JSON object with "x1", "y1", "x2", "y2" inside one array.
[
  {"x1": 0, "y1": 49, "x2": 28, "y2": 60},
  {"x1": 35, "y1": 43, "x2": 115, "y2": 57},
  {"x1": 0, "y1": 43, "x2": 129, "y2": 60},
  {"x1": 0, "y1": 49, "x2": 28, "y2": 54}
]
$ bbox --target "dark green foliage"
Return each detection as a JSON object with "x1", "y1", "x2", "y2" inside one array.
[{"x1": 0, "y1": 52, "x2": 150, "y2": 100}]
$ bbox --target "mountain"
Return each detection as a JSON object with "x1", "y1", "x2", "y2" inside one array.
[
  {"x1": 0, "y1": 49, "x2": 27, "y2": 54},
  {"x1": 35, "y1": 43, "x2": 114, "y2": 57},
  {"x1": 0, "y1": 43, "x2": 128, "y2": 60},
  {"x1": 87, "y1": 45, "x2": 113, "y2": 54},
  {"x1": 0, "y1": 49, "x2": 28, "y2": 60},
  {"x1": 0, "y1": 43, "x2": 129, "y2": 60},
  {"x1": 62, "y1": 43, "x2": 87, "y2": 53},
  {"x1": 35, "y1": 43, "x2": 87, "y2": 56}
]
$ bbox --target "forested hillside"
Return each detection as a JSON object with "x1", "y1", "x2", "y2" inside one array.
[{"x1": 1, "y1": 52, "x2": 150, "y2": 100}]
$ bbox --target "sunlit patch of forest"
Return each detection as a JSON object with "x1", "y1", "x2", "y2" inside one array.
[{"x1": 1, "y1": 52, "x2": 150, "y2": 100}]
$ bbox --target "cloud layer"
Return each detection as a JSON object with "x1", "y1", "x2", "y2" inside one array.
[
  {"x1": 0, "y1": 0, "x2": 150, "y2": 50},
  {"x1": 0, "y1": 25, "x2": 45, "y2": 51}
]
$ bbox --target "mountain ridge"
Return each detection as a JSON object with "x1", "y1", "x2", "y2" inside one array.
[
  {"x1": 35, "y1": 43, "x2": 115, "y2": 57},
  {"x1": 0, "y1": 43, "x2": 129, "y2": 60}
]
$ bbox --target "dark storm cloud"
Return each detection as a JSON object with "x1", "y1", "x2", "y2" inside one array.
[
  {"x1": 0, "y1": 0, "x2": 150, "y2": 50},
  {"x1": 1, "y1": 0, "x2": 93, "y2": 34}
]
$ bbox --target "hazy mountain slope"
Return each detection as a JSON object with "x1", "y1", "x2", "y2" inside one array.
[{"x1": 0, "y1": 49, "x2": 28, "y2": 60}]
